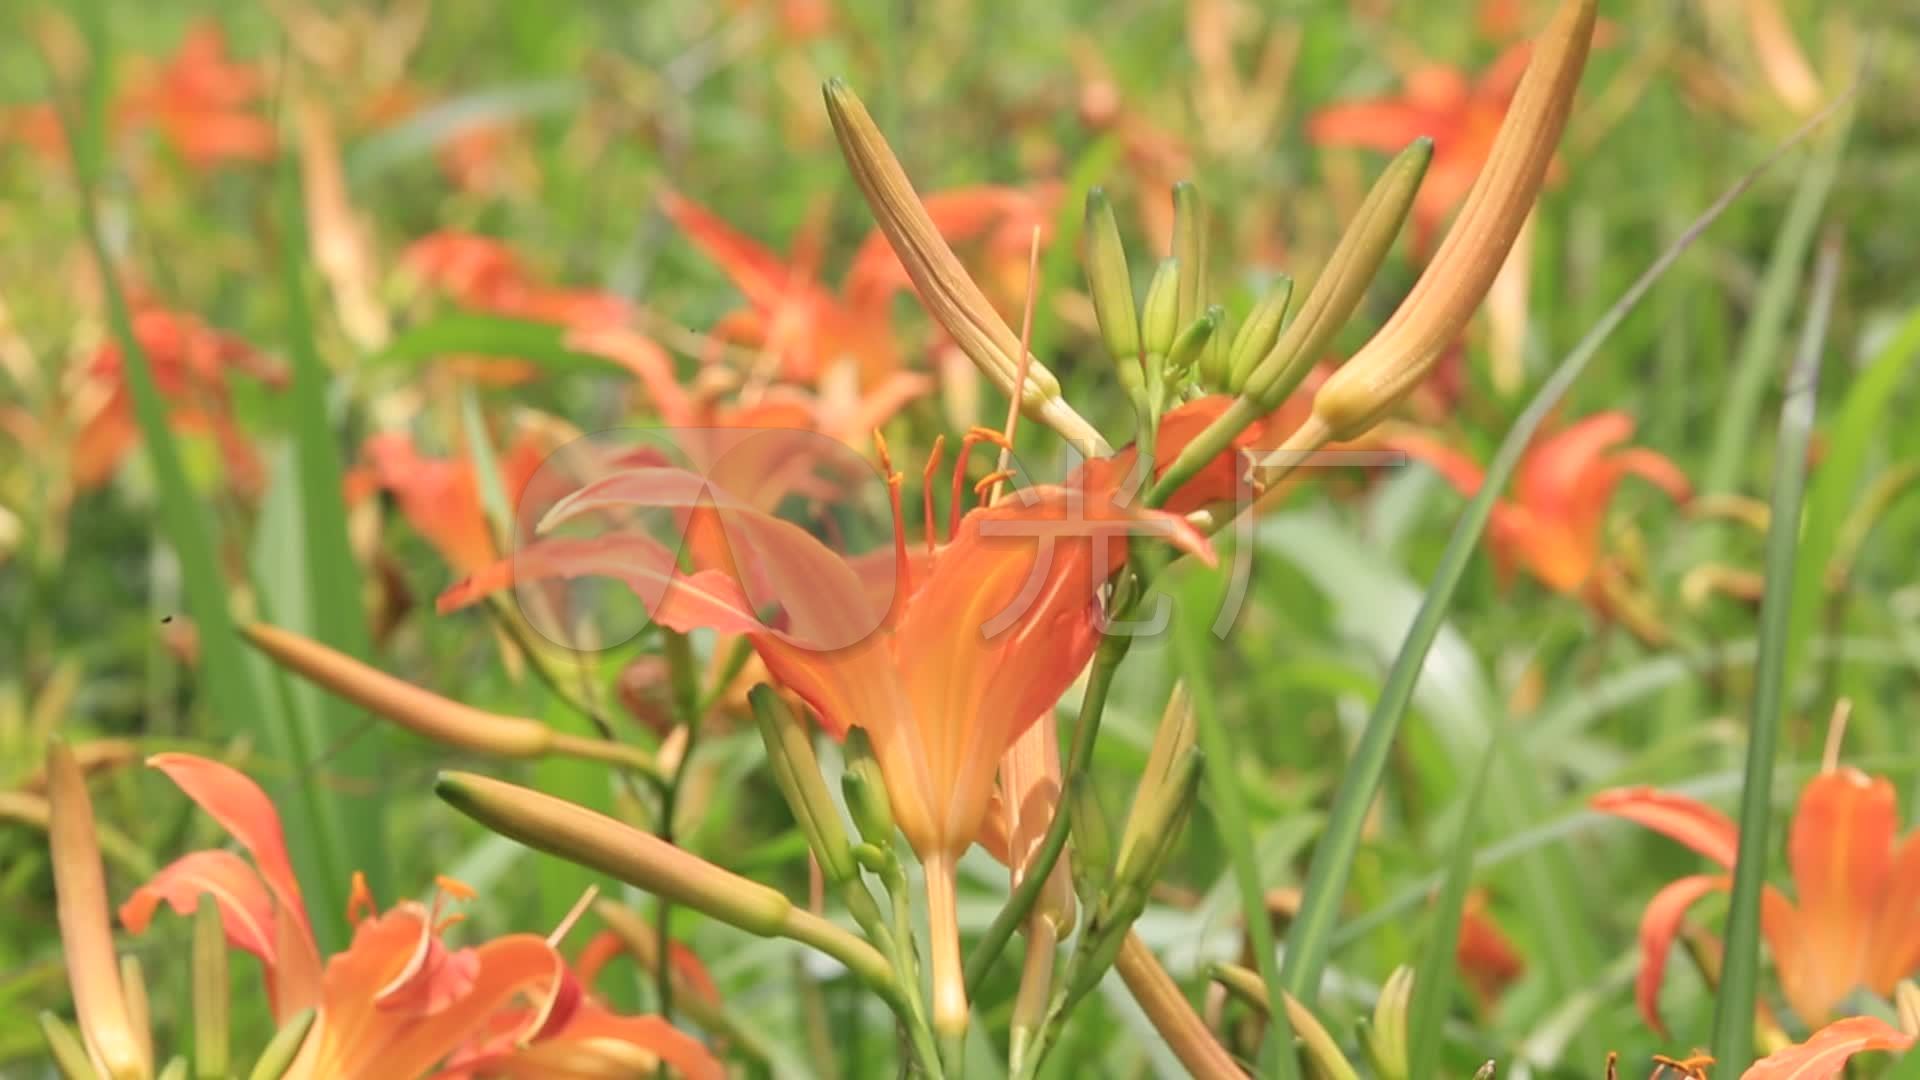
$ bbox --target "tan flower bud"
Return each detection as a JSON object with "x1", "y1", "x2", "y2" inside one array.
[
  {"x1": 1309, "y1": 0, "x2": 1596, "y2": 441},
  {"x1": 824, "y1": 80, "x2": 1110, "y2": 456}
]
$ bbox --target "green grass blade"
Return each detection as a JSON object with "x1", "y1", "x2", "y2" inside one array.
[
  {"x1": 1171, "y1": 578, "x2": 1297, "y2": 1080},
  {"x1": 1701, "y1": 97, "x2": 1854, "y2": 494},
  {"x1": 1711, "y1": 237, "x2": 1841, "y2": 1072},
  {"x1": 371, "y1": 313, "x2": 629, "y2": 374},
  {"x1": 270, "y1": 109, "x2": 390, "y2": 896},
  {"x1": 1785, "y1": 305, "x2": 1920, "y2": 684},
  {"x1": 59, "y1": 7, "x2": 350, "y2": 929},
  {"x1": 1405, "y1": 735, "x2": 1498, "y2": 1080},
  {"x1": 1276, "y1": 108, "x2": 1829, "y2": 1005}
]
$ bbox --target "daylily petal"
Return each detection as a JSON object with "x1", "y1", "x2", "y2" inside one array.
[
  {"x1": 1742, "y1": 1015, "x2": 1913, "y2": 1080},
  {"x1": 1633, "y1": 873, "x2": 1728, "y2": 1037},
  {"x1": 1387, "y1": 430, "x2": 1493, "y2": 498},
  {"x1": 1308, "y1": 101, "x2": 1447, "y2": 153},
  {"x1": 1782, "y1": 768, "x2": 1896, "y2": 1025},
  {"x1": 147, "y1": 753, "x2": 321, "y2": 1015},
  {"x1": 1592, "y1": 786, "x2": 1741, "y2": 869},
  {"x1": 1515, "y1": 410, "x2": 1632, "y2": 518},
  {"x1": 659, "y1": 189, "x2": 813, "y2": 315},
  {"x1": 463, "y1": 1007, "x2": 723, "y2": 1080},
  {"x1": 121, "y1": 849, "x2": 276, "y2": 960},
  {"x1": 1867, "y1": 829, "x2": 1920, "y2": 994}
]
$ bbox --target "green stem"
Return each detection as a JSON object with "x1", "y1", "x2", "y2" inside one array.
[
  {"x1": 1174, "y1": 607, "x2": 1296, "y2": 1079},
  {"x1": 1710, "y1": 235, "x2": 1839, "y2": 1073}
]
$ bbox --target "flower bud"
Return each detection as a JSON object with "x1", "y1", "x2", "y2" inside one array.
[
  {"x1": 245, "y1": 1008, "x2": 314, "y2": 1080},
  {"x1": 1226, "y1": 278, "x2": 1294, "y2": 392},
  {"x1": 1111, "y1": 744, "x2": 1201, "y2": 900},
  {"x1": 38, "y1": 1013, "x2": 96, "y2": 1080},
  {"x1": 1362, "y1": 966, "x2": 1413, "y2": 1080},
  {"x1": 1116, "y1": 687, "x2": 1199, "y2": 871},
  {"x1": 1165, "y1": 306, "x2": 1223, "y2": 380},
  {"x1": 1172, "y1": 181, "x2": 1208, "y2": 332},
  {"x1": 193, "y1": 895, "x2": 230, "y2": 1080},
  {"x1": 46, "y1": 738, "x2": 149, "y2": 1080},
  {"x1": 824, "y1": 79, "x2": 1109, "y2": 456},
  {"x1": 437, "y1": 770, "x2": 795, "y2": 936},
  {"x1": 241, "y1": 622, "x2": 655, "y2": 775},
  {"x1": 750, "y1": 685, "x2": 857, "y2": 886},
  {"x1": 1066, "y1": 773, "x2": 1113, "y2": 907},
  {"x1": 1242, "y1": 137, "x2": 1431, "y2": 411},
  {"x1": 1140, "y1": 258, "x2": 1181, "y2": 359},
  {"x1": 839, "y1": 727, "x2": 896, "y2": 851},
  {"x1": 1310, "y1": 0, "x2": 1595, "y2": 441},
  {"x1": 1284, "y1": 991, "x2": 1363, "y2": 1080},
  {"x1": 1084, "y1": 187, "x2": 1142, "y2": 390},
  {"x1": 1899, "y1": 980, "x2": 1920, "y2": 1037}
]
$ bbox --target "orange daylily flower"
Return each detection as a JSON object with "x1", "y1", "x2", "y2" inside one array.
[
  {"x1": 345, "y1": 431, "x2": 552, "y2": 576},
  {"x1": 120, "y1": 20, "x2": 276, "y2": 169},
  {"x1": 1384, "y1": 410, "x2": 1691, "y2": 595},
  {"x1": 1309, "y1": 42, "x2": 1542, "y2": 250},
  {"x1": 116, "y1": 752, "x2": 719, "y2": 1079},
  {"x1": 438, "y1": 441, "x2": 1215, "y2": 1037},
  {"x1": 1741, "y1": 1015, "x2": 1912, "y2": 1079},
  {"x1": 1593, "y1": 768, "x2": 1920, "y2": 1033},
  {"x1": 660, "y1": 185, "x2": 1052, "y2": 388},
  {"x1": 72, "y1": 304, "x2": 286, "y2": 494},
  {"x1": 1457, "y1": 890, "x2": 1527, "y2": 1009},
  {"x1": 401, "y1": 232, "x2": 631, "y2": 332},
  {"x1": 12, "y1": 20, "x2": 273, "y2": 170}
]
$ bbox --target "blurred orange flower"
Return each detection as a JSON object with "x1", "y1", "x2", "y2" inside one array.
[
  {"x1": 1385, "y1": 411, "x2": 1690, "y2": 596},
  {"x1": 345, "y1": 430, "x2": 552, "y2": 576},
  {"x1": 1593, "y1": 768, "x2": 1920, "y2": 1033},
  {"x1": 116, "y1": 753, "x2": 719, "y2": 1079},
  {"x1": 401, "y1": 232, "x2": 631, "y2": 331},
  {"x1": 1309, "y1": 43, "x2": 1539, "y2": 250},
  {"x1": 661, "y1": 185, "x2": 1052, "y2": 390},
  {"x1": 1457, "y1": 890, "x2": 1526, "y2": 1009},
  {"x1": 72, "y1": 305, "x2": 285, "y2": 494}
]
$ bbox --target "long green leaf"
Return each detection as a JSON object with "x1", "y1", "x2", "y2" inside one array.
[
  {"x1": 371, "y1": 313, "x2": 628, "y2": 375},
  {"x1": 1702, "y1": 97, "x2": 1854, "y2": 493},
  {"x1": 1171, "y1": 579, "x2": 1296, "y2": 1080},
  {"x1": 1711, "y1": 236, "x2": 1840, "y2": 1071},
  {"x1": 1276, "y1": 106, "x2": 1831, "y2": 1006},
  {"x1": 1405, "y1": 734, "x2": 1499, "y2": 1080},
  {"x1": 60, "y1": 5, "x2": 351, "y2": 924},
  {"x1": 1785, "y1": 306, "x2": 1920, "y2": 683},
  {"x1": 272, "y1": 111, "x2": 390, "y2": 900}
]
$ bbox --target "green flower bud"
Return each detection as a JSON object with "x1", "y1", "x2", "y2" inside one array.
[
  {"x1": 1363, "y1": 966, "x2": 1413, "y2": 1080},
  {"x1": 38, "y1": 1012, "x2": 96, "y2": 1080},
  {"x1": 1242, "y1": 137, "x2": 1431, "y2": 411},
  {"x1": 1226, "y1": 277, "x2": 1295, "y2": 392},
  {"x1": 1167, "y1": 305, "x2": 1224, "y2": 380},
  {"x1": 1084, "y1": 187, "x2": 1142, "y2": 393},
  {"x1": 1172, "y1": 181, "x2": 1208, "y2": 331},
  {"x1": 1066, "y1": 773, "x2": 1113, "y2": 908},
  {"x1": 840, "y1": 726, "x2": 896, "y2": 852},
  {"x1": 750, "y1": 686, "x2": 857, "y2": 887},
  {"x1": 193, "y1": 895, "x2": 229, "y2": 1079},
  {"x1": 245, "y1": 1009, "x2": 315, "y2": 1080},
  {"x1": 1140, "y1": 258, "x2": 1181, "y2": 359}
]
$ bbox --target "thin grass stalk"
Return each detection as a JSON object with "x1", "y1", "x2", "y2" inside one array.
[
  {"x1": 1710, "y1": 236, "x2": 1840, "y2": 1071},
  {"x1": 1701, "y1": 91, "x2": 1855, "y2": 492},
  {"x1": 1405, "y1": 736, "x2": 1499, "y2": 1078},
  {"x1": 1172, "y1": 599, "x2": 1296, "y2": 1079},
  {"x1": 1275, "y1": 97, "x2": 1846, "y2": 1006},
  {"x1": 270, "y1": 76, "x2": 389, "y2": 899}
]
